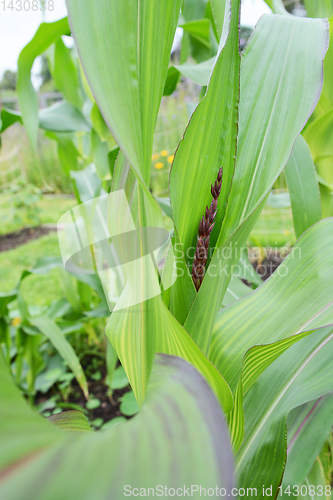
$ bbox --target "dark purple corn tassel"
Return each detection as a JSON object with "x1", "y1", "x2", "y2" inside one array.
[{"x1": 191, "y1": 167, "x2": 223, "y2": 291}]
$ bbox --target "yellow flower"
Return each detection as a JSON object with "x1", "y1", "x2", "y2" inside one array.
[
  {"x1": 12, "y1": 317, "x2": 21, "y2": 327},
  {"x1": 155, "y1": 162, "x2": 164, "y2": 170},
  {"x1": 152, "y1": 153, "x2": 159, "y2": 160},
  {"x1": 167, "y1": 155, "x2": 174, "y2": 164},
  {"x1": 284, "y1": 230, "x2": 290, "y2": 236},
  {"x1": 160, "y1": 150, "x2": 168, "y2": 157}
]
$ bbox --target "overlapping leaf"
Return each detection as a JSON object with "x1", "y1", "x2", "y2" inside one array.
[
  {"x1": 236, "y1": 326, "x2": 333, "y2": 499},
  {"x1": 17, "y1": 17, "x2": 70, "y2": 148},
  {"x1": 0, "y1": 353, "x2": 235, "y2": 499},
  {"x1": 66, "y1": 0, "x2": 182, "y2": 186},
  {"x1": 169, "y1": 0, "x2": 240, "y2": 325},
  {"x1": 31, "y1": 315, "x2": 88, "y2": 399},
  {"x1": 303, "y1": 109, "x2": 333, "y2": 217},
  {"x1": 284, "y1": 135, "x2": 321, "y2": 238},
  {"x1": 283, "y1": 395, "x2": 333, "y2": 492},
  {"x1": 209, "y1": 218, "x2": 333, "y2": 447},
  {"x1": 181, "y1": 13, "x2": 328, "y2": 354}
]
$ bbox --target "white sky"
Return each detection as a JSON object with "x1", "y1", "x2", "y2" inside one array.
[{"x1": 0, "y1": 0, "x2": 271, "y2": 81}]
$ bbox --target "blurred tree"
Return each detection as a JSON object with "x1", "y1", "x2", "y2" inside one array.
[
  {"x1": 39, "y1": 55, "x2": 52, "y2": 85},
  {"x1": 0, "y1": 70, "x2": 17, "y2": 91}
]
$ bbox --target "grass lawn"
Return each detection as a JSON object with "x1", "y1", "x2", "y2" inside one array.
[
  {"x1": 0, "y1": 195, "x2": 76, "y2": 235},
  {"x1": 0, "y1": 232, "x2": 63, "y2": 305},
  {"x1": 250, "y1": 208, "x2": 296, "y2": 248}
]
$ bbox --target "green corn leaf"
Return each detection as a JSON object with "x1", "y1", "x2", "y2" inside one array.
[
  {"x1": 169, "y1": 0, "x2": 240, "y2": 324},
  {"x1": 91, "y1": 129, "x2": 111, "y2": 181},
  {"x1": 222, "y1": 276, "x2": 252, "y2": 307},
  {"x1": 70, "y1": 163, "x2": 102, "y2": 203},
  {"x1": 182, "y1": 12, "x2": 328, "y2": 354},
  {"x1": 17, "y1": 17, "x2": 70, "y2": 149},
  {"x1": 303, "y1": 109, "x2": 333, "y2": 217},
  {"x1": 66, "y1": 0, "x2": 182, "y2": 186},
  {"x1": 313, "y1": 16, "x2": 333, "y2": 117},
  {"x1": 30, "y1": 315, "x2": 88, "y2": 399},
  {"x1": 106, "y1": 295, "x2": 233, "y2": 412},
  {"x1": 46, "y1": 131, "x2": 81, "y2": 176},
  {"x1": 263, "y1": 0, "x2": 288, "y2": 14},
  {"x1": 210, "y1": 0, "x2": 227, "y2": 39},
  {"x1": 304, "y1": 0, "x2": 333, "y2": 18},
  {"x1": 283, "y1": 395, "x2": 333, "y2": 491},
  {"x1": 0, "y1": 108, "x2": 22, "y2": 133},
  {"x1": 0, "y1": 353, "x2": 235, "y2": 499},
  {"x1": 48, "y1": 410, "x2": 92, "y2": 433},
  {"x1": 296, "y1": 459, "x2": 328, "y2": 500},
  {"x1": 235, "y1": 326, "x2": 333, "y2": 499},
  {"x1": 39, "y1": 101, "x2": 91, "y2": 133},
  {"x1": 284, "y1": 135, "x2": 321, "y2": 238},
  {"x1": 182, "y1": 0, "x2": 208, "y2": 22},
  {"x1": 48, "y1": 37, "x2": 83, "y2": 109},
  {"x1": 209, "y1": 218, "x2": 333, "y2": 448},
  {"x1": 180, "y1": 19, "x2": 211, "y2": 47},
  {"x1": 170, "y1": 0, "x2": 239, "y2": 267},
  {"x1": 174, "y1": 57, "x2": 216, "y2": 85},
  {"x1": 108, "y1": 151, "x2": 232, "y2": 411}
]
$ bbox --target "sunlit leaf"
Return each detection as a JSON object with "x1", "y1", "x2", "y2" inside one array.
[{"x1": 0, "y1": 354, "x2": 235, "y2": 498}]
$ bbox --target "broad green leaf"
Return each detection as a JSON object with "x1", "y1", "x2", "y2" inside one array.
[
  {"x1": 313, "y1": 16, "x2": 333, "y2": 117},
  {"x1": 105, "y1": 338, "x2": 118, "y2": 390},
  {"x1": 30, "y1": 257, "x2": 106, "y2": 302},
  {"x1": 304, "y1": 0, "x2": 333, "y2": 18},
  {"x1": 210, "y1": 0, "x2": 227, "y2": 39},
  {"x1": 323, "y1": 17, "x2": 333, "y2": 105},
  {"x1": 297, "y1": 460, "x2": 328, "y2": 500},
  {"x1": 30, "y1": 315, "x2": 88, "y2": 399},
  {"x1": 219, "y1": 15, "x2": 327, "y2": 246},
  {"x1": 303, "y1": 109, "x2": 333, "y2": 217},
  {"x1": 90, "y1": 103, "x2": 116, "y2": 147},
  {"x1": 180, "y1": 18, "x2": 216, "y2": 63},
  {"x1": 67, "y1": 0, "x2": 182, "y2": 185},
  {"x1": 284, "y1": 135, "x2": 321, "y2": 238},
  {"x1": 182, "y1": 0, "x2": 208, "y2": 22},
  {"x1": 119, "y1": 391, "x2": 139, "y2": 416},
  {"x1": 263, "y1": 0, "x2": 288, "y2": 14},
  {"x1": 46, "y1": 131, "x2": 80, "y2": 176},
  {"x1": 236, "y1": 326, "x2": 333, "y2": 499},
  {"x1": 17, "y1": 17, "x2": 70, "y2": 149},
  {"x1": 91, "y1": 129, "x2": 111, "y2": 181},
  {"x1": 108, "y1": 153, "x2": 232, "y2": 410},
  {"x1": 106, "y1": 295, "x2": 233, "y2": 412},
  {"x1": 169, "y1": 0, "x2": 240, "y2": 324},
  {"x1": 283, "y1": 395, "x2": 333, "y2": 491},
  {"x1": 48, "y1": 38, "x2": 83, "y2": 109},
  {"x1": 70, "y1": 163, "x2": 102, "y2": 203},
  {"x1": 163, "y1": 66, "x2": 181, "y2": 96},
  {"x1": 48, "y1": 410, "x2": 92, "y2": 433},
  {"x1": 110, "y1": 365, "x2": 129, "y2": 391},
  {"x1": 0, "y1": 108, "x2": 22, "y2": 133},
  {"x1": 209, "y1": 218, "x2": 333, "y2": 447},
  {"x1": 319, "y1": 440, "x2": 333, "y2": 487},
  {"x1": 155, "y1": 197, "x2": 173, "y2": 219},
  {"x1": 180, "y1": 19, "x2": 211, "y2": 47},
  {"x1": 182, "y1": 13, "x2": 328, "y2": 354},
  {"x1": 0, "y1": 350, "x2": 62, "y2": 472},
  {"x1": 0, "y1": 354, "x2": 235, "y2": 498},
  {"x1": 174, "y1": 56, "x2": 216, "y2": 86},
  {"x1": 39, "y1": 101, "x2": 91, "y2": 133},
  {"x1": 222, "y1": 276, "x2": 252, "y2": 307}
]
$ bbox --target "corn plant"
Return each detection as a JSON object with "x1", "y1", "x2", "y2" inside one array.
[{"x1": 1, "y1": 0, "x2": 333, "y2": 498}]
